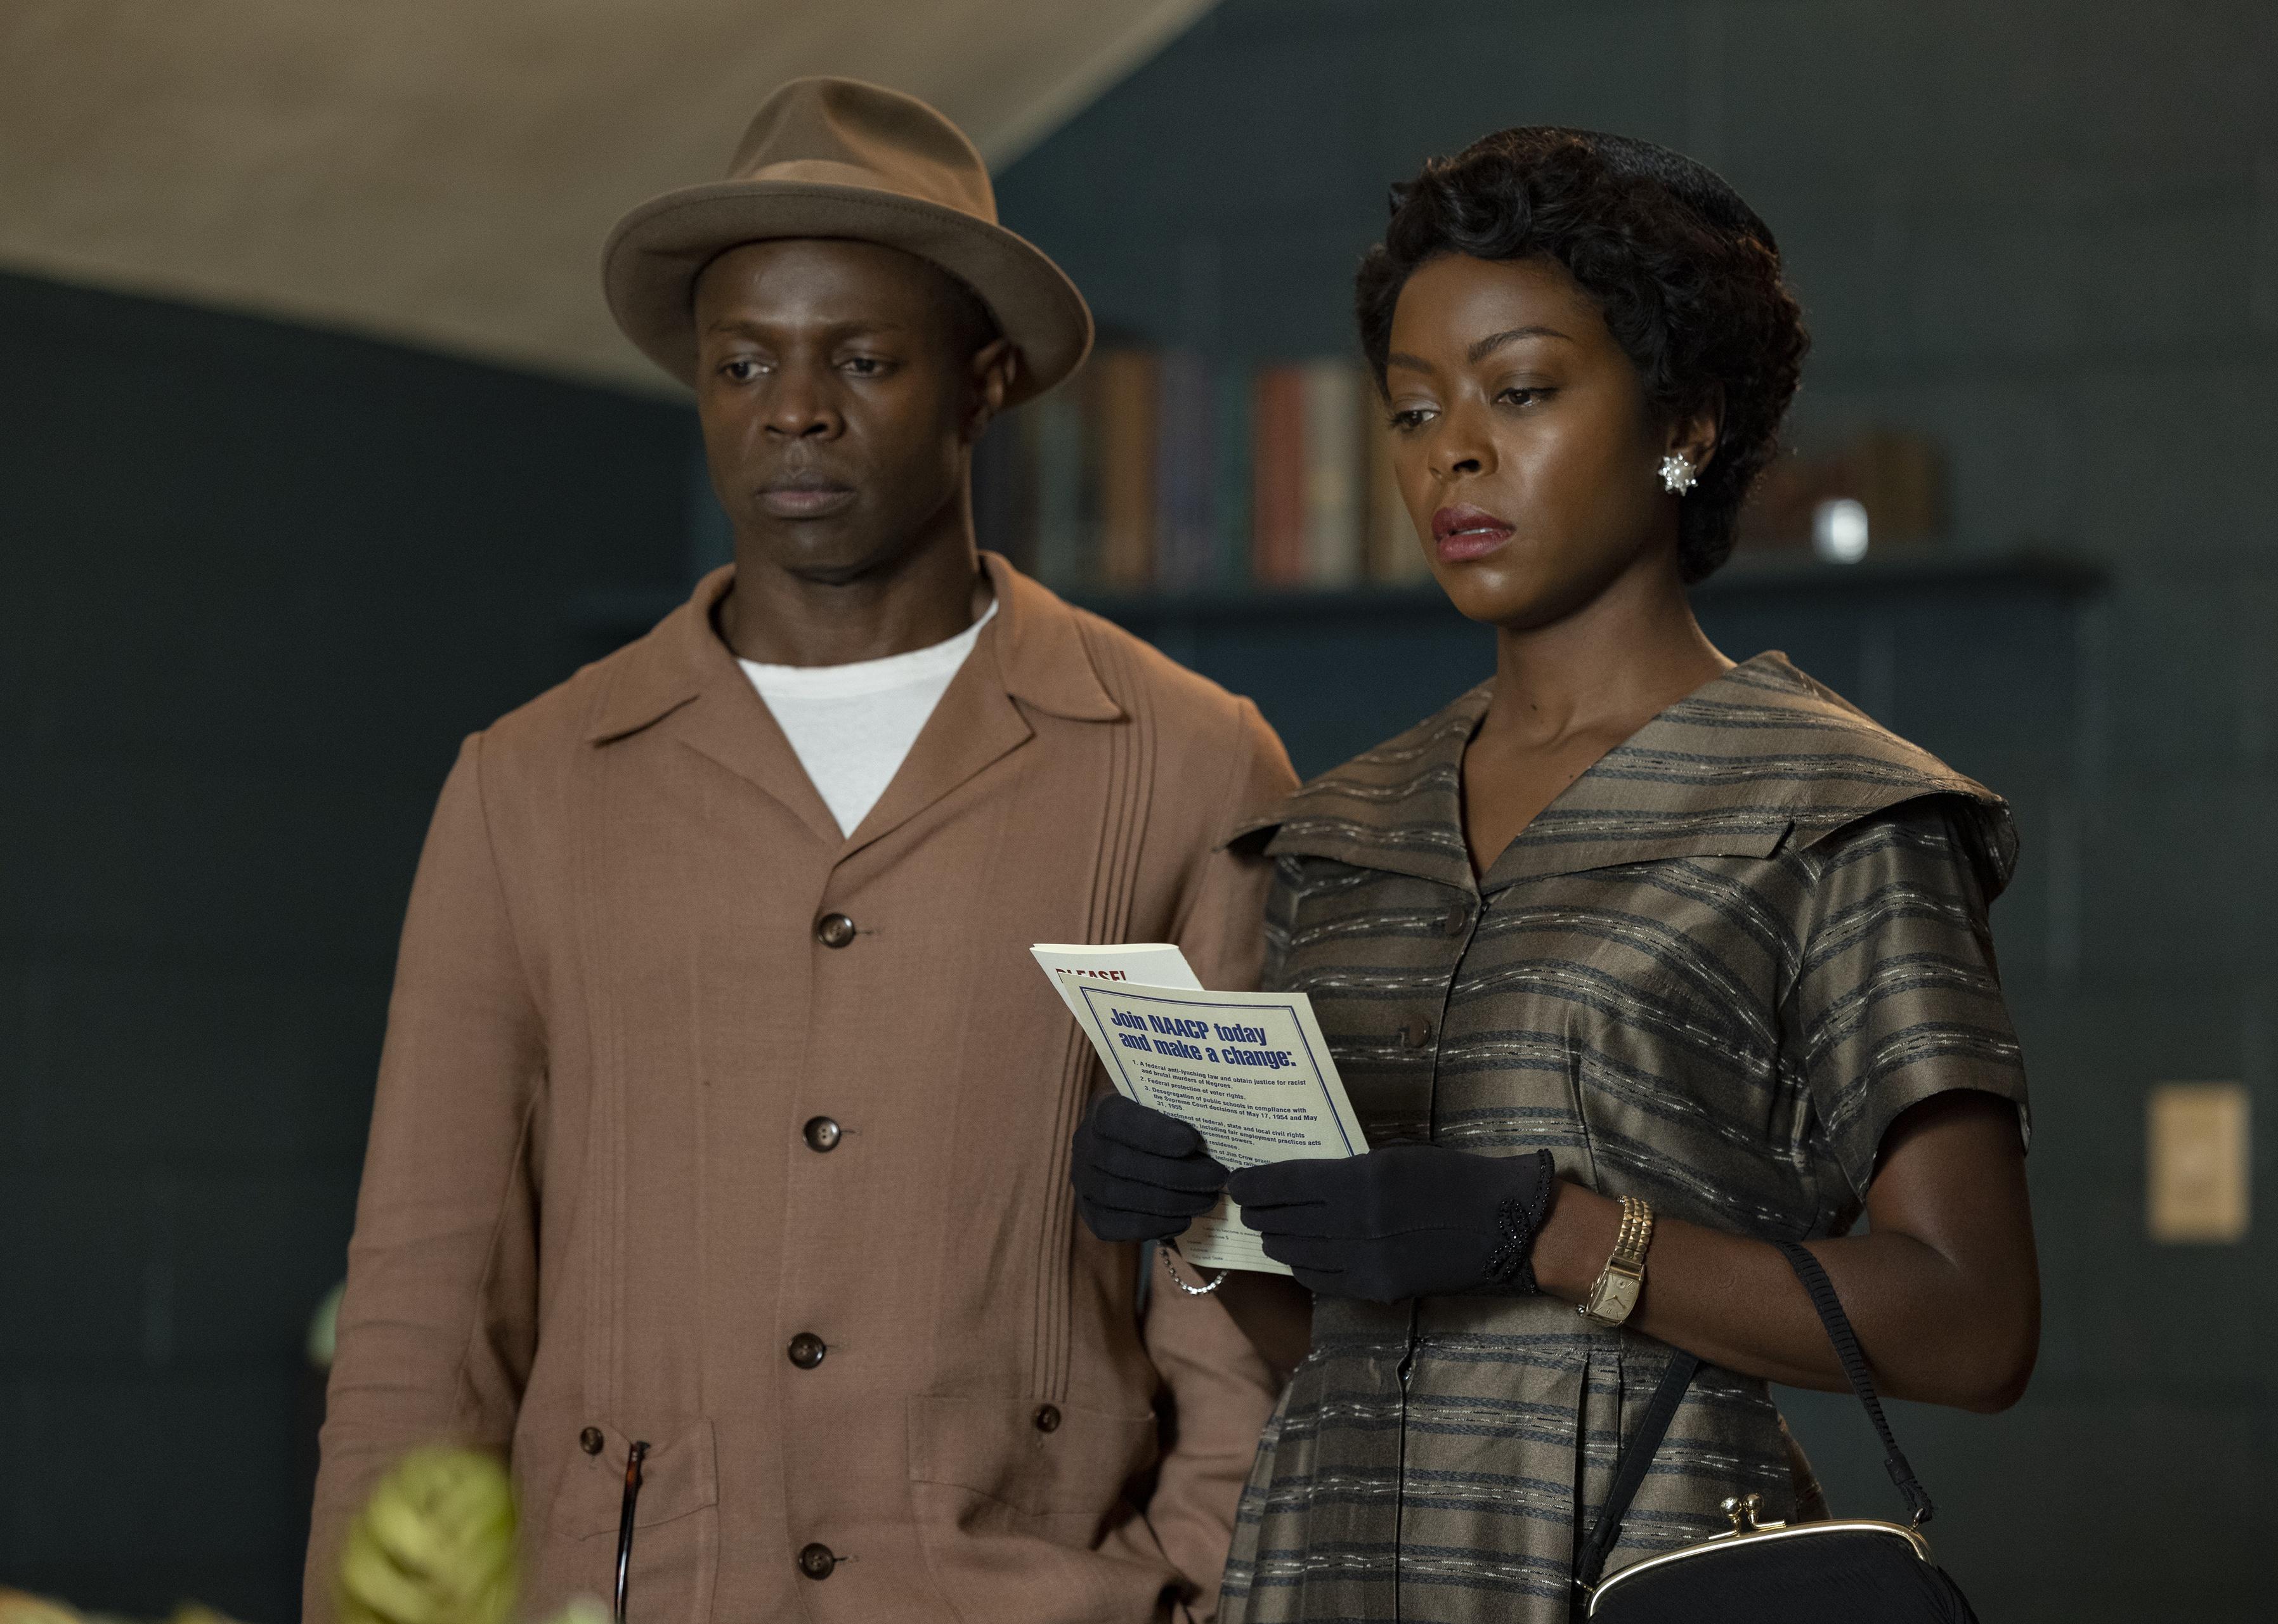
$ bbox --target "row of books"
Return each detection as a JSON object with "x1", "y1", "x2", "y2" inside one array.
[{"x1": 973, "y1": 349, "x2": 1436, "y2": 594}]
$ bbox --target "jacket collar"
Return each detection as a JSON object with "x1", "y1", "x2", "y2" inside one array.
[
  {"x1": 1244, "y1": 653, "x2": 2014, "y2": 897},
  {"x1": 975, "y1": 552, "x2": 1124, "y2": 722},
  {"x1": 583, "y1": 552, "x2": 1122, "y2": 853}
]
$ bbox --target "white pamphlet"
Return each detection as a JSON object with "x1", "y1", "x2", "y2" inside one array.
[
  {"x1": 1035, "y1": 945, "x2": 1369, "y2": 1275},
  {"x1": 1031, "y1": 943, "x2": 1204, "y2": 1045}
]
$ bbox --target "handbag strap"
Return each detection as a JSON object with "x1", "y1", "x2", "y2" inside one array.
[
  {"x1": 1572, "y1": 1240, "x2": 1936, "y2": 1594},
  {"x1": 1573, "y1": 1348, "x2": 1702, "y2": 1590},
  {"x1": 1771, "y1": 1240, "x2": 1935, "y2": 1527}
]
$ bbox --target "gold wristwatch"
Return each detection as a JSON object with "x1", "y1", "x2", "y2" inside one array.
[{"x1": 1578, "y1": 1195, "x2": 1655, "y2": 1327}]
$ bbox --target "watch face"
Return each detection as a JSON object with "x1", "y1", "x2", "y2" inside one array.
[{"x1": 1592, "y1": 1271, "x2": 1642, "y2": 1323}]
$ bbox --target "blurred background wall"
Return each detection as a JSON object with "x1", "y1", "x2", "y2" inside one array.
[
  {"x1": 0, "y1": 271, "x2": 695, "y2": 1613},
  {"x1": 3, "y1": 2, "x2": 2274, "y2": 1620}
]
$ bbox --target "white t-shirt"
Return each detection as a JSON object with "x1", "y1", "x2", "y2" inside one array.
[{"x1": 738, "y1": 600, "x2": 998, "y2": 837}]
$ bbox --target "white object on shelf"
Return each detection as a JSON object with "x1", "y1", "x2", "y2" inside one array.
[{"x1": 1813, "y1": 497, "x2": 1870, "y2": 562}]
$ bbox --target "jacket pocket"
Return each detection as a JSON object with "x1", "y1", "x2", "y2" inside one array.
[
  {"x1": 909, "y1": 1393, "x2": 1157, "y2": 1520},
  {"x1": 530, "y1": 1417, "x2": 719, "y2": 1624},
  {"x1": 907, "y1": 1394, "x2": 1168, "y2": 1622}
]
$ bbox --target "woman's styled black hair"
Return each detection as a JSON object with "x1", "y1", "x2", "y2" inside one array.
[{"x1": 1356, "y1": 127, "x2": 1807, "y2": 583}]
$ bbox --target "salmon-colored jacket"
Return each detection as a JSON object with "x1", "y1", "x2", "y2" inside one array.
[{"x1": 307, "y1": 556, "x2": 1294, "y2": 1623}]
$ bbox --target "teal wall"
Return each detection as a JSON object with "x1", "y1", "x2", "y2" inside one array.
[
  {"x1": 0, "y1": 271, "x2": 694, "y2": 1619},
  {"x1": 998, "y1": 4, "x2": 2278, "y2": 1619}
]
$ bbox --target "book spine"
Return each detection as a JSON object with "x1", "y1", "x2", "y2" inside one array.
[
  {"x1": 1097, "y1": 349, "x2": 1159, "y2": 590},
  {"x1": 1364, "y1": 396, "x2": 1433, "y2": 582},
  {"x1": 1251, "y1": 364, "x2": 1307, "y2": 587},
  {"x1": 1301, "y1": 359, "x2": 1365, "y2": 588}
]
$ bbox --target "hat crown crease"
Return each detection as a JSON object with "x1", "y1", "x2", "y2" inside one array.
[{"x1": 729, "y1": 81, "x2": 994, "y2": 221}]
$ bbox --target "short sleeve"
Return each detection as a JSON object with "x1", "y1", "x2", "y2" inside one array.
[{"x1": 1790, "y1": 797, "x2": 2029, "y2": 1198}]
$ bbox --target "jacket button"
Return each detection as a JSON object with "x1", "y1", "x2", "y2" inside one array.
[
  {"x1": 798, "y1": 1542, "x2": 836, "y2": 1580},
  {"x1": 815, "y1": 912, "x2": 857, "y2": 949},
  {"x1": 578, "y1": 1427, "x2": 604, "y2": 1456},
  {"x1": 1442, "y1": 904, "x2": 1472, "y2": 936},
  {"x1": 787, "y1": 1332, "x2": 827, "y2": 1369},
  {"x1": 802, "y1": 1116, "x2": 842, "y2": 1152},
  {"x1": 1398, "y1": 1018, "x2": 1435, "y2": 1049},
  {"x1": 1032, "y1": 1404, "x2": 1061, "y2": 1433}
]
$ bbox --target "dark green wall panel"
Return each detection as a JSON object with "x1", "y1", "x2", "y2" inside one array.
[{"x1": 0, "y1": 270, "x2": 692, "y2": 1620}]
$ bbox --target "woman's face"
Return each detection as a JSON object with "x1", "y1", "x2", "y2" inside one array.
[{"x1": 1383, "y1": 252, "x2": 1690, "y2": 630}]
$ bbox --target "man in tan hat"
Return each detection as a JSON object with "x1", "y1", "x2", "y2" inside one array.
[{"x1": 307, "y1": 77, "x2": 1292, "y2": 1623}]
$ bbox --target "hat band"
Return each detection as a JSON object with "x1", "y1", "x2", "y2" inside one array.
[{"x1": 743, "y1": 157, "x2": 987, "y2": 219}]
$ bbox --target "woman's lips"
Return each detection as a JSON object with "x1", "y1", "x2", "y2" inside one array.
[{"x1": 1432, "y1": 503, "x2": 1514, "y2": 562}]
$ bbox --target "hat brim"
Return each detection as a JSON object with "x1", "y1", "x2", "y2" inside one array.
[{"x1": 602, "y1": 181, "x2": 1094, "y2": 406}]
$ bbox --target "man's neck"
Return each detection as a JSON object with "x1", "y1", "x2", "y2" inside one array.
[{"x1": 718, "y1": 527, "x2": 989, "y2": 668}]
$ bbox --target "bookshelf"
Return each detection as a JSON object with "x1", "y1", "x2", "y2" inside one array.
[
  {"x1": 972, "y1": 347, "x2": 1422, "y2": 595},
  {"x1": 1073, "y1": 543, "x2": 2104, "y2": 622},
  {"x1": 1067, "y1": 549, "x2": 2102, "y2": 776},
  {"x1": 567, "y1": 548, "x2": 2104, "y2": 781}
]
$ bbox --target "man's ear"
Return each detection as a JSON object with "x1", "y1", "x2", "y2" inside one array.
[
  {"x1": 966, "y1": 337, "x2": 1019, "y2": 441},
  {"x1": 1665, "y1": 387, "x2": 1722, "y2": 475}
]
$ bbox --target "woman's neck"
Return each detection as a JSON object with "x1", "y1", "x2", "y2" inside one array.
[{"x1": 1481, "y1": 547, "x2": 1731, "y2": 751}]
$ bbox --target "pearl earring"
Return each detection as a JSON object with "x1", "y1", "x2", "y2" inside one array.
[{"x1": 1659, "y1": 454, "x2": 1698, "y2": 495}]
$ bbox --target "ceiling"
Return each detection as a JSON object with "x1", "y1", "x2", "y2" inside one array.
[{"x1": 0, "y1": 0, "x2": 1214, "y2": 394}]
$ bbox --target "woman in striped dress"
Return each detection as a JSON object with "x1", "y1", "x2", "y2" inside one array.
[{"x1": 1068, "y1": 127, "x2": 2038, "y2": 1623}]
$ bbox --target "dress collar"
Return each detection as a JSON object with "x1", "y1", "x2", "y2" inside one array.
[{"x1": 1242, "y1": 653, "x2": 2014, "y2": 897}]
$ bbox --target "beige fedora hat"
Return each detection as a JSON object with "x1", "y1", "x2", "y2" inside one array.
[{"x1": 604, "y1": 76, "x2": 1093, "y2": 405}]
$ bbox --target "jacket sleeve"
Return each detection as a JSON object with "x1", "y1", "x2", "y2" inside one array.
[
  {"x1": 1142, "y1": 697, "x2": 1296, "y2": 1618},
  {"x1": 304, "y1": 732, "x2": 545, "y2": 1620},
  {"x1": 1140, "y1": 1264, "x2": 1280, "y2": 1621},
  {"x1": 1169, "y1": 698, "x2": 1295, "y2": 992}
]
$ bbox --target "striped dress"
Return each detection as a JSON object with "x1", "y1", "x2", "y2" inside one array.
[{"x1": 1218, "y1": 653, "x2": 2028, "y2": 1624}]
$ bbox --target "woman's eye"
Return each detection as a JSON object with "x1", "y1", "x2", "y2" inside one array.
[
  {"x1": 720, "y1": 358, "x2": 762, "y2": 382},
  {"x1": 842, "y1": 355, "x2": 888, "y2": 376},
  {"x1": 1497, "y1": 386, "x2": 1549, "y2": 408},
  {"x1": 1387, "y1": 407, "x2": 1433, "y2": 432}
]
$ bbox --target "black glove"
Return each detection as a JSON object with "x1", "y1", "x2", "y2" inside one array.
[
  {"x1": 1227, "y1": 1145, "x2": 1558, "y2": 1302},
  {"x1": 1070, "y1": 1093, "x2": 1230, "y2": 1244}
]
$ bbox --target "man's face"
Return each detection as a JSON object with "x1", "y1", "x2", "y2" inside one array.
[{"x1": 692, "y1": 238, "x2": 1006, "y2": 584}]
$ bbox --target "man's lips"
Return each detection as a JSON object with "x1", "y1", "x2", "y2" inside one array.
[
  {"x1": 758, "y1": 477, "x2": 856, "y2": 519},
  {"x1": 1431, "y1": 503, "x2": 1514, "y2": 561}
]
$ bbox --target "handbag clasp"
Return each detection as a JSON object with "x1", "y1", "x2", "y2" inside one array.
[{"x1": 1719, "y1": 1493, "x2": 1787, "y2": 1536}]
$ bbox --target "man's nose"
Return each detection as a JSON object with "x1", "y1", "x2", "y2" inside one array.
[{"x1": 764, "y1": 367, "x2": 841, "y2": 439}]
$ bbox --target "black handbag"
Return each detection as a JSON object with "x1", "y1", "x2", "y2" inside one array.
[{"x1": 1572, "y1": 1242, "x2": 1979, "y2": 1623}]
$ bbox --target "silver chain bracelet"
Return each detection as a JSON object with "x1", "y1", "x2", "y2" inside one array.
[{"x1": 1160, "y1": 1244, "x2": 1228, "y2": 1296}]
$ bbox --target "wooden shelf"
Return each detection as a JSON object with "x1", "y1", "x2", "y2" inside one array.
[
  {"x1": 1695, "y1": 545, "x2": 2105, "y2": 598},
  {"x1": 1073, "y1": 547, "x2": 2106, "y2": 626},
  {"x1": 568, "y1": 548, "x2": 2106, "y2": 662}
]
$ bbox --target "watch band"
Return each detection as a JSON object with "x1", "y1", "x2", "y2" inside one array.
[{"x1": 1578, "y1": 1195, "x2": 1655, "y2": 1327}]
